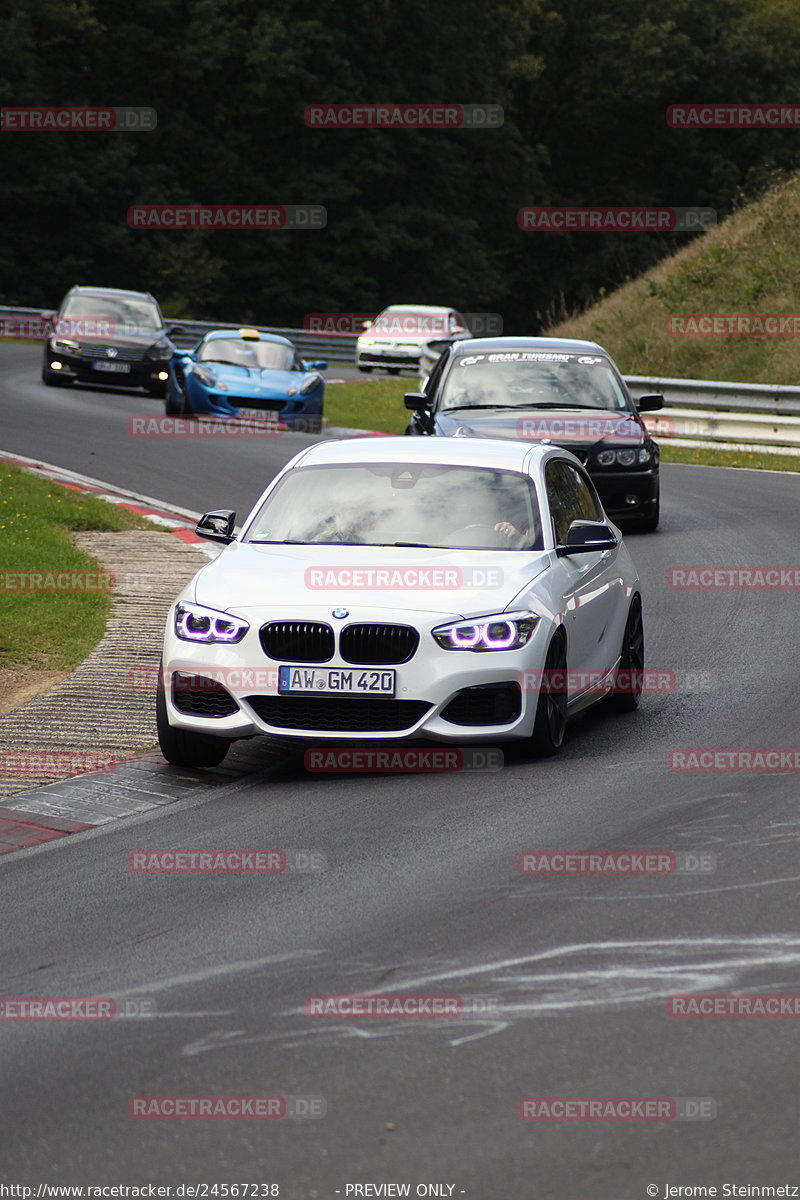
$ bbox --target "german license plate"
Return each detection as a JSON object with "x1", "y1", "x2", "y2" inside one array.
[
  {"x1": 278, "y1": 666, "x2": 395, "y2": 696},
  {"x1": 93, "y1": 361, "x2": 131, "y2": 373}
]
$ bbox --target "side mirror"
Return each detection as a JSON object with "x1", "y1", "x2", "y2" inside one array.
[
  {"x1": 305, "y1": 360, "x2": 328, "y2": 370},
  {"x1": 195, "y1": 509, "x2": 236, "y2": 544},
  {"x1": 166, "y1": 324, "x2": 184, "y2": 337},
  {"x1": 556, "y1": 519, "x2": 617, "y2": 556},
  {"x1": 636, "y1": 393, "x2": 664, "y2": 412},
  {"x1": 404, "y1": 392, "x2": 431, "y2": 411},
  {"x1": 451, "y1": 325, "x2": 465, "y2": 334}
]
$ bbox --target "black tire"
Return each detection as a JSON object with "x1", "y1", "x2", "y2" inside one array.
[
  {"x1": 147, "y1": 383, "x2": 167, "y2": 399},
  {"x1": 529, "y1": 633, "x2": 568, "y2": 757},
  {"x1": 387, "y1": 367, "x2": 400, "y2": 375},
  {"x1": 359, "y1": 366, "x2": 373, "y2": 374},
  {"x1": 302, "y1": 414, "x2": 322, "y2": 434},
  {"x1": 608, "y1": 594, "x2": 644, "y2": 712},
  {"x1": 634, "y1": 494, "x2": 659, "y2": 532},
  {"x1": 42, "y1": 364, "x2": 70, "y2": 387},
  {"x1": 156, "y1": 669, "x2": 231, "y2": 768}
]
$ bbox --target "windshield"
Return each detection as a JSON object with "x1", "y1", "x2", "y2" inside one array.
[
  {"x1": 441, "y1": 350, "x2": 628, "y2": 412},
  {"x1": 371, "y1": 309, "x2": 454, "y2": 336},
  {"x1": 61, "y1": 294, "x2": 162, "y2": 333},
  {"x1": 198, "y1": 338, "x2": 296, "y2": 370},
  {"x1": 245, "y1": 463, "x2": 543, "y2": 550}
]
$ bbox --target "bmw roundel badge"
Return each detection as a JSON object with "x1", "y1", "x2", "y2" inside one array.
[{"x1": 332, "y1": 608, "x2": 349, "y2": 619}]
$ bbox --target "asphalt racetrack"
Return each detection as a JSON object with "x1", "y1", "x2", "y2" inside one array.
[{"x1": 2, "y1": 342, "x2": 800, "y2": 1197}]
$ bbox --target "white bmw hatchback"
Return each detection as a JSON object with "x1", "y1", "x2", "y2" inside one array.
[{"x1": 157, "y1": 437, "x2": 644, "y2": 767}]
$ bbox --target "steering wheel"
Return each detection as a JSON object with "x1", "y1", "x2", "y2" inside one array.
[{"x1": 445, "y1": 523, "x2": 507, "y2": 547}]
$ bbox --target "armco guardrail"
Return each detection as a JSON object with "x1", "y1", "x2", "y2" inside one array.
[
  {"x1": 626, "y1": 375, "x2": 800, "y2": 417},
  {"x1": 5, "y1": 304, "x2": 800, "y2": 445},
  {"x1": 0, "y1": 306, "x2": 358, "y2": 362}
]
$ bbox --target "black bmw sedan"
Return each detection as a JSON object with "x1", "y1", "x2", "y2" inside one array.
[{"x1": 405, "y1": 336, "x2": 664, "y2": 531}]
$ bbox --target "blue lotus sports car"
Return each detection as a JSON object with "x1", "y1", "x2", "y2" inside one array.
[{"x1": 166, "y1": 328, "x2": 326, "y2": 432}]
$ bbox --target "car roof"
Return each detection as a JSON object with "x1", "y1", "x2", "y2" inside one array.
[
  {"x1": 66, "y1": 286, "x2": 158, "y2": 301},
  {"x1": 293, "y1": 434, "x2": 567, "y2": 473},
  {"x1": 201, "y1": 329, "x2": 293, "y2": 347},
  {"x1": 377, "y1": 304, "x2": 457, "y2": 314},
  {"x1": 450, "y1": 335, "x2": 608, "y2": 356}
]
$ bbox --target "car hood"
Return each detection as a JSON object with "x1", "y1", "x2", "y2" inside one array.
[
  {"x1": 195, "y1": 364, "x2": 319, "y2": 396},
  {"x1": 435, "y1": 406, "x2": 645, "y2": 450},
  {"x1": 54, "y1": 331, "x2": 167, "y2": 348},
  {"x1": 192, "y1": 542, "x2": 551, "y2": 618}
]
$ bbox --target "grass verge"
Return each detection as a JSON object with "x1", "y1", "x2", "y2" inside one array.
[
  {"x1": 325, "y1": 376, "x2": 410, "y2": 435},
  {"x1": 660, "y1": 444, "x2": 800, "y2": 473},
  {"x1": 0, "y1": 464, "x2": 155, "y2": 671}
]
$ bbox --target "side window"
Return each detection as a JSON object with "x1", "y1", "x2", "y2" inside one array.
[
  {"x1": 545, "y1": 460, "x2": 601, "y2": 544},
  {"x1": 565, "y1": 463, "x2": 602, "y2": 523}
]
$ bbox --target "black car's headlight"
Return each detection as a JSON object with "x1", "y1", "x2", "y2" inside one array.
[
  {"x1": 432, "y1": 611, "x2": 539, "y2": 652},
  {"x1": 299, "y1": 373, "x2": 322, "y2": 395},
  {"x1": 146, "y1": 342, "x2": 173, "y2": 361},
  {"x1": 174, "y1": 602, "x2": 249, "y2": 644},
  {"x1": 595, "y1": 447, "x2": 651, "y2": 467},
  {"x1": 52, "y1": 338, "x2": 79, "y2": 354}
]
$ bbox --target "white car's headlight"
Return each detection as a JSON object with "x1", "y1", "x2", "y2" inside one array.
[
  {"x1": 174, "y1": 601, "x2": 249, "y2": 644},
  {"x1": 432, "y1": 611, "x2": 539, "y2": 652},
  {"x1": 359, "y1": 338, "x2": 375, "y2": 346}
]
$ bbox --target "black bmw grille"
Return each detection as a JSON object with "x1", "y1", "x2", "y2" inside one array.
[
  {"x1": 77, "y1": 343, "x2": 147, "y2": 362},
  {"x1": 172, "y1": 674, "x2": 239, "y2": 718},
  {"x1": 260, "y1": 621, "x2": 334, "y2": 663},
  {"x1": 441, "y1": 682, "x2": 521, "y2": 726},
  {"x1": 245, "y1": 695, "x2": 431, "y2": 732},
  {"x1": 339, "y1": 623, "x2": 419, "y2": 665}
]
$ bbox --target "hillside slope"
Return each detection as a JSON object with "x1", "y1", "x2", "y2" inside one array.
[{"x1": 548, "y1": 175, "x2": 800, "y2": 385}]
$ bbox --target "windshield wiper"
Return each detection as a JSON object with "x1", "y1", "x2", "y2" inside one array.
[
  {"x1": 444, "y1": 404, "x2": 513, "y2": 412},
  {"x1": 510, "y1": 402, "x2": 616, "y2": 411}
]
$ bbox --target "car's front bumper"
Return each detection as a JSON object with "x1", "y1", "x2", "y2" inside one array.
[
  {"x1": 161, "y1": 606, "x2": 558, "y2": 745},
  {"x1": 589, "y1": 467, "x2": 659, "y2": 521},
  {"x1": 44, "y1": 347, "x2": 169, "y2": 389},
  {"x1": 356, "y1": 342, "x2": 422, "y2": 367}
]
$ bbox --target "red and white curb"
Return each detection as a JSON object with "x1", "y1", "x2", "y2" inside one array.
[{"x1": 0, "y1": 449, "x2": 217, "y2": 552}]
